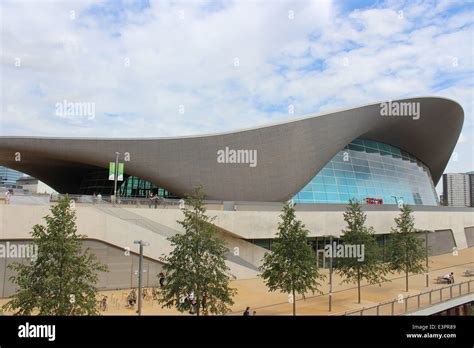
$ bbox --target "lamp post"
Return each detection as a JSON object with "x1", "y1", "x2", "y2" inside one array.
[
  {"x1": 328, "y1": 234, "x2": 334, "y2": 312},
  {"x1": 113, "y1": 152, "x2": 120, "y2": 204},
  {"x1": 425, "y1": 230, "x2": 429, "y2": 287},
  {"x1": 320, "y1": 234, "x2": 335, "y2": 312},
  {"x1": 134, "y1": 240, "x2": 149, "y2": 316}
]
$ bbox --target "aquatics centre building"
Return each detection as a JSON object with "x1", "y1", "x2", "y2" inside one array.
[{"x1": 0, "y1": 96, "x2": 472, "y2": 294}]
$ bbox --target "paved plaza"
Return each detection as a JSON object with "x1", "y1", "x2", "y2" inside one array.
[{"x1": 4, "y1": 247, "x2": 472, "y2": 316}]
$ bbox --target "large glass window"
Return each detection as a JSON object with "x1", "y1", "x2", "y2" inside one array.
[
  {"x1": 293, "y1": 140, "x2": 439, "y2": 206},
  {"x1": 78, "y1": 169, "x2": 173, "y2": 198}
]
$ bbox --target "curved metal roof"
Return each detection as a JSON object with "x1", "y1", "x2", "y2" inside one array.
[{"x1": 0, "y1": 97, "x2": 464, "y2": 201}]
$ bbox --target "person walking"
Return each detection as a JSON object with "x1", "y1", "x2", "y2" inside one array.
[
  {"x1": 243, "y1": 307, "x2": 250, "y2": 316},
  {"x1": 4, "y1": 189, "x2": 12, "y2": 204},
  {"x1": 159, "y1": 272, "x2": 165, "y2": 287}
]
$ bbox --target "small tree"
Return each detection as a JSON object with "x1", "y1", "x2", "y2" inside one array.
[
  {"x1": 259, "y1": 202, "x2": 324, "y2": 316},
  {"x1": 335, "y1": 200, "x2": 388, "y2": 303},
  {"x1": 158, "y1": 187, "x2": 236, "y2": 316},
  {"x1": 387, "y1": 204, "x2": 426, "y2": 292},
  {"x1": 3, "y1": 197, "x2": 108, "y2": 315}
]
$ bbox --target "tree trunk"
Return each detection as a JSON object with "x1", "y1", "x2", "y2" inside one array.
[
  {"x1": 406, "y1": 248, "x2": 409, "y2": 292},
  {"x1": 357, "y1": 269, "x2": 361, "y2": 304},
  {"x1": 292, "y1": 288, "x2": 296, "y2": 316},
  {"x1": 406, "y1": 266, "x2": 409, "y2": 292}
]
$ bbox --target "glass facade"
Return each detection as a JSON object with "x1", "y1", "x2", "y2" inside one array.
[
  {"x1": 118, "y1": 176, "x2": 170, "y2": 198},
  {"x1": 293, "y1": 140, "x2": 439, "y2": 206},
  {"x1": 78, "y1": 169, "x2": 172, "y2": 198},
  {"x1": 0, "y1": 166, "x2": 24, "y2": 188},
  {"x1": 248, "y1": 234, "x2": 417, "y2": 268}
]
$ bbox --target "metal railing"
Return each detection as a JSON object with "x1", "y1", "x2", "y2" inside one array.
[
  {"x1": 343, "y1": 279, "x2": 473, "y2": 316},
  {"x1": 53, "y1": 194, "x2": 183, "y2": 208}
]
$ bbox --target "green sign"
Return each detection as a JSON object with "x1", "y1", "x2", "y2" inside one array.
[{"x1": 109, "y1": 162, "x2": 124, "y2": 181}]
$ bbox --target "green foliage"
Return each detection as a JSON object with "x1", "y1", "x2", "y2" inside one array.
[
  {"x1": 335, "y1": 200, "x2": 388, "y2": 303},
  {"x1": 387, "y1": 204, "x2": 426, "y2": 291},
  {"x1": 259, "y1": 202, "x2": 324, "y2": 315},
  {"x1": 158, "y1": 186, "x2": 236, "y2": 316},
  {"x1": 3, "y1": 197, "x2": 108, "y2": 315}
]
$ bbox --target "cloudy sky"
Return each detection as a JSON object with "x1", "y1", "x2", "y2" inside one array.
[{"x1": 1, "y1": 0, "x2": 473, "y2": 192}]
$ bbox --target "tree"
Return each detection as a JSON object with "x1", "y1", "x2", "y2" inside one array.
[
  {"x1": 335, "y1": 200, "x2": 388, "y2": 303},
  {"x1": 158, "y1": 187, "x2": 236, "y2": 316},
  {"x1": 259, "y1": 202, "x2": 324, "y2": 316},
  {"x1": 3, "y1": 197, "x2": 108, "y2": 315},
  {"x1": 387, "y1": 204, "x2": 426, "y2": 292}
]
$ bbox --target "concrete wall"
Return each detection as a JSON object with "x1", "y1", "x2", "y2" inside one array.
[
  {"x1": 0, "y1": 203, "x2": 472, "y2": 299},
  {"x1": 465, "y1": 227, "x2": 474, "y2": 248},
  {"x1": 208, "y1": 209, "x2": 473, "y2": 250},
  {"x1": 418, "y1": 230, "x2": 456, "y2": 256},
  {"x1": 0, "y1": 239, "x2": 163, "y2": 298},
  {"x1": 0, "y1": 204, "x2": 262, "y2": 284}
]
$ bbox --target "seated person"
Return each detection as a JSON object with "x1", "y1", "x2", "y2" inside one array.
[
  {"x1": 441, "y1": 273, "x2": 451, "y2": 282},
  {"x1": 441, "y1": 272, "x2": 454, "y2": 284}
]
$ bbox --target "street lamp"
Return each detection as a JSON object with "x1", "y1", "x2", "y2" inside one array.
[
  {"x1": 328, "y1": 234, "x2": 334, "y2": 312},
  {"x1": 321, "y1": 234, "x2": 336, "y2": 312},
  {"x1": 113, "y1": 151, "x2": 120, "y2": 204},
  {"x1": 134, "y1": 240, "x2": 150, "y2": 316},
  {"x1": 424, "y1": 230, "x2": 433, "y2": 287}
]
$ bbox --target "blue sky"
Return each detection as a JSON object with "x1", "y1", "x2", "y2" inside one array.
[{"x1": 1, "y1": 0, "x2": 473, "y2": 193}]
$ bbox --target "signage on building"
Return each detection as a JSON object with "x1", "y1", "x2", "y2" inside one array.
[{"x1": 109, "y1": 162, "x2": 124, "y2": 181}]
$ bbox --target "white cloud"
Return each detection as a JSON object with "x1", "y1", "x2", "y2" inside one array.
[{"x1": 0, "y1": 0, "x2": 472, "y2": 180}]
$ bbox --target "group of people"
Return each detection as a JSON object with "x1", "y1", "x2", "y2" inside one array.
[
  {"x1": 243, "y1": 306, "x2": 257, "y2": 316},
  {"x1": 126, "y1": 272, "x2": 166, "y2": 308},
  {"x1": 177, "y1": 290, "x2": 208, "y2": 315},
  {"x1": 148, "y1": 192, "x2": 162, "y2": 208}
]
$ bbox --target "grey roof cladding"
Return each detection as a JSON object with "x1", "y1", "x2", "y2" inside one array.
[{"x1": 0, "y1": 97, "x2": 464, "y2": 201}]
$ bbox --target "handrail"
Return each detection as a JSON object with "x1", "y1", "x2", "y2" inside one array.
[
  {"x1": 53, "y1": 193, "x2": 184, "y2": 208},
  {"x1": 343, "y1": 279, "x2": 474, "y2": 316}
]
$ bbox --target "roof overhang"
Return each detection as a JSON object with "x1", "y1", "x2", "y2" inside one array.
[{"x1": 0, "y1": 97, "x2": 464, "y2": 201}]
